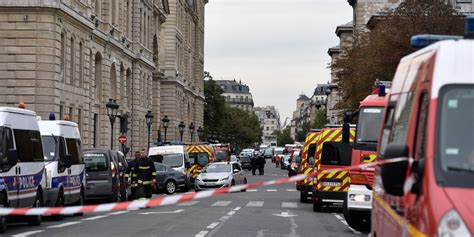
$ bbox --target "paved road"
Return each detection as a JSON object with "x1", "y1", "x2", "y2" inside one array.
[{"x1": 6, "y1": 163, "x2": 364, "y2": 237}]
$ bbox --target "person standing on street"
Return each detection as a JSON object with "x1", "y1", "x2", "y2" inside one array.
[
  {"x1": 257, "y1": 155, "x2": 266, "y2": 175},
  {"x1": 134, "y1": 150, "x2": 157, "y2": 199},
  {"x1": 126, "y1": 151, "x2": 141, "y2": 200},
  {"x1": 251, "y1": 156, "x2": 257, "y2": 175}
]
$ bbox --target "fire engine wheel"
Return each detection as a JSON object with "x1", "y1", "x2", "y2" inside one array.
[
  {"x1": 0, "y1": 193, "x2": 7, "y2": 233},
  {"x1": 51, "y1": 190, "x2": 65, "y2": 221},
  {"x1": 300, "y1": 191, "x2": 308, "y2": 203},
  {"x1": 312, "y1": 199, "x2": 322, "y2": 212},
  {"x1": 28, "y1": 191, "x2": 43, "y2": 226}
]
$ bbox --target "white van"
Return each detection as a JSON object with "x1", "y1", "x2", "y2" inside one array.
[
  {"x1": 0, "y1": 107, "x2": 46, "y2": 233},
  {"x1": 39, "y1": 119, "x2": 85, "y2": 218},
  {"x1": 148, "y1": 145, "x2": 191, "y2": 191}
]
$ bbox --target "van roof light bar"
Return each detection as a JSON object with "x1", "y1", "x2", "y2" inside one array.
[
  {"x1": 411, "y1": 34, "x2": 462, "y2": 48},
  {"x1": 465, "y1": 15, "x2": 474, "y2": 39}
]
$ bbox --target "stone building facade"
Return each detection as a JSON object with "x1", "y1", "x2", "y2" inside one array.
[
  {"x1": 0, "y1": 0, "x2": 170, "y2": 154},
  {"x1": 254, "y1": 106, "x2": 280, "y2": 145},
  {"x1": 215, "y1": 80, "x2": 254, "y2": 112},
  {"x1": 160, "y1": 0, "x2": 207, "y2": 143}
]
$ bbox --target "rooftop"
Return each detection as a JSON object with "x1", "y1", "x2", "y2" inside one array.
[{"x1": 215, "y1": 80, "x2": 251, "y2": 94}]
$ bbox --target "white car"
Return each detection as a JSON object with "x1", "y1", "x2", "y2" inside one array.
[
  {"x1": 195, "y1": 162, "x2": 247, "y2": 191},
  {"x1": 281, "y1": 155, "x2": 291, "y2": 169}
]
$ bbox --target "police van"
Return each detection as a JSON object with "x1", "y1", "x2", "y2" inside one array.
[
  {"x1": 39, "y1": 115, "x2": 85, "y2": 219},
  {"x1": 0, "y1": 106, "x2": 46, "y2": 233}
]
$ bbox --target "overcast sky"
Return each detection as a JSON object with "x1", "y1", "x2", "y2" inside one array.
[{"x1": 204, "y1": 0, "x2": 352, "y2": 124}]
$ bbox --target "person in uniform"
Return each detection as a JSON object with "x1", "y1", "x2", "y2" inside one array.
[
  {"x1": 134, "y1": 150, "x2": 157, "y2": 199},
  {"x1": 126, "y1": 151, "x2": 141, "y2": 200}
]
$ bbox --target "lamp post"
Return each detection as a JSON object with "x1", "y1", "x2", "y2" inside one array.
[
  {"x1": 189, "y1": 123, "x2": 195, "y2": 143},
  {"x1": 145, "y1": 110, "x2": 154, "y2": 151},
  {"x1": 106, "y1": 99, "x2": 119, "y2": 150},
  {"x1": 325, "y1": 87, "x2": 332, "y2": 123},
  {"x1": 178, "y1": 121, "x2": 185, "y2": 142},
  {"x1": 162, "y1": 115, "x2": 170, "y2": 142},
  {"x1": 197, "y1": 126, "x2": 203, "y2": 142}
]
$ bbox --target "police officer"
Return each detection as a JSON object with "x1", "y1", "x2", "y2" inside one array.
[
  {"x1": 257, "y1": 155, "x2": 266, "y2": 175},
  {"x1": 251, "y1": 156, "x2": 258, "y2": 175},
  {"x1": 134, "y1": 150, "x2": 157, "y2": 199},
  {"x1": 126, "y1": 151, "x2": 141, "y2": 200}
]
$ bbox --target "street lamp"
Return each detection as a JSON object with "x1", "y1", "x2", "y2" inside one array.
[
  {"x1": 178, "y1": 122, "x2": 186, "y2": 142},
  {"x1": 106, "y1": 99, "x2": 119, "y2": 149},
  {"x1": 325, "y1": 88, "x2": 332, "y2": 123},
  {"x1": 162, "y1": 115, "x2": 170, "y2": 142},
  {"x1": 189, "y1": 123, "x2": 195, "y2": 143},
  {"x1": 197, "y1": 126, "x2": 203, "y2": 142},
  {"x1": 145, "y1": 110, "x2": 154, "y2": 151}
]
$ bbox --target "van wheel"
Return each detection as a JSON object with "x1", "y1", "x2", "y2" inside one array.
[
  {"x1": 241, "y1": 179, "x2": 247, "y2": 192},
  {"x1": 343, "y1": 195, "x2": 370, "y2": 232},
  {"x1": 165, "y1": 181, "x2": 176, "y2": 195},
  {"x1": 28, "y1": 191, "x2": 43, "y2": 226},
  {"x1": 0, "y1": 193, "x2": 7, "y2": 233},
  {"x1": 73, "y1": 189, "x2": 85, "y2": 216},
  {"x1": 51, "y1": 191, "x2": 65, "y2": 221}
]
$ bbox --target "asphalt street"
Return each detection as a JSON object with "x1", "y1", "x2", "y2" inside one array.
[{"x1": 5, "y1": 163, "x2": 364, "y2": 237}]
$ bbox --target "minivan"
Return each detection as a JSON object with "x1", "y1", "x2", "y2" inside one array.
[{"x1": 149, "y1": 145, "x2": 191, "y2": 191}]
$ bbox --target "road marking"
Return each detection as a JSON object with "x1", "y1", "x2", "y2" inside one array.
[
  {"x1": 246, "y1": 201, "x2": 264, "y2": 207},
  {"x1": 266, "y1": 189, "x2": 278, "y2": 192},
  {"x1": 233, "y1": 207, "x2": 241, "y2": 211},
  {"x1": 333, "y1": 213, "x2": 363, "y2": 235},
  {"x1": 211, "y1": 201, "x2": 232, "y2": 207},
  {"x1": 109, "y1": 210, "x2": 129, "y2": 215},
  {"x1": 286, "y1": 189, "x2": 297, "y2": 192},
  {"x1": 219, "y1": 215, "x2": 230, "y2": 221},
  {"x1": 227, "y1": 211, "x2": 236, "y2": 215},
  {"x1": 139, "y1": 209, "x2": 184, "y2": 215},
  {"x1": 335, "y1": 214, "x2": 344, "y2": 220},
  {"x1": 82, "y1": 215, "x2": 108, "y2": 221},
  {"x1": 207, "y1": 222, "x2": 220, "y2": 229},
  {"x1": 12, "y1": 230, "x2": 45, "y2": 237},
  {"x1": 273, "y1": 211, "x2": 297, "y2": 218},
  {"x1": 282, "y1": 202, "x2": 298, "y2": 208},
  {"x1": 195, "y1": 230, "x2": 208, "y2": 237},
  {"x1": 247, "y1": 189, "x2": 257, "y2": 192},
  {"x1": 47, "y1": 221, "x2": 81, "y2": 228},
  {"x1": 178, "y1": 201, "x2": 199, "y2": 206}
]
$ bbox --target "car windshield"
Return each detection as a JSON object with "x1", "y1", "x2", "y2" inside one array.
[
  {"x1": 356, "y1": 107, "x2": 384, "y2": 144},
  {"x1": 84, "y1": 153, "x2": 108, "y2": 172},
  {"x1": 151, "y1": 153, "x2": 183, "y2": 167},
  {"x1": 189, "y1": 152, "x2": 209, "y2": 166},
  {"x1": 215, "y1": 150, "x2": 229, "y2": 161},
  {"x1": 274, "y1": 149, "x2": 284, "y2": 155},
  {"x1": 439, "y1": 86, "x2": 474, "y2": 174},
  {"x1": 204, "y1": 163, "x2": 231, "y2": 173},
  {"x1": 41, "y1": 136, "x2": 58, "y2": 161}
]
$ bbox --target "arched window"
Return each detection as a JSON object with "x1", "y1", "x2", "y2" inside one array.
[
  {"x1": 94, "y1": 52, "x2": 103, "y2": 100},
  {"x1": 79, "y1": 41, "x2": 84, "y2": 87},
  {"x1": 110, "y1": 63, "x2": 117, "y2": 99},
  {"x1": 120, "y1": 64, "x2": 125, "y2": 103},
  {"x1": 60, "y1": 32, "x2": 66, "y2": 81},
  {"x1": 126, "y1": 68, "x2": 132, "y2": 105},
  {"x1": 69, "y1": 37, "x2": 75, "y2": 85}
]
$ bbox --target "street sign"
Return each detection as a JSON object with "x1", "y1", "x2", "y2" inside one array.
[{"x1": 118, "y1": 135, "x2": 127, "y2": 144}]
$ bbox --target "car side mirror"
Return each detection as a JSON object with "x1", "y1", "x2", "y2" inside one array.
[
  {"x1": 380, "y1": 144, "x2": 409, "y2": 196},
  {"x1": 7, "y1": 149, "x2": 18, "y2": 166},
  {"x1": 185, "y1": 162, "x2": 191, "y2": 169},
  {"x1": 63, "y1": 154, "x2": 73, "y2": 168},
  {"x1": 233, "y1": 169, "x2": 239, "y2": 173}
]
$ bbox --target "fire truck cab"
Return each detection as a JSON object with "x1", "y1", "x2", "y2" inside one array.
[
  {"x1": 343, "y1": 85, "x2": 388, "y2": 232},
  {"x1": 186, "y1": 144, "x2": 216, "y2": 184},
  {"x1": 298, "y1": 129, "x2": 320, "y2": 203},
  {"x1": 372, "y1": 18, "x2": 474, "y2": 237}
]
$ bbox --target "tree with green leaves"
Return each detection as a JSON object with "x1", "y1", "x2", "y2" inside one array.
[
  {"x1": 204, "y1": 79, "x2": 226, "y2": 132},
  {"x1": 296, "y1": 122, "x2": 310, "y2": 142},
  {"x1": 272, "y1": 127, "x2": 294, "y2": 146},
  {"x1": 311, "y1": 110, "x2": 326, "y2": 130}
]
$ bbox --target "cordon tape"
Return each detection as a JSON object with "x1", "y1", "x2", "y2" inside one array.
[{"x1": 0, "y1": 158, "x2": 407, "y2": 216}]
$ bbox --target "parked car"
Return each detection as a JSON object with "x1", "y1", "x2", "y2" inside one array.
[
  {"x1": 238, "y1": 152, "x2": 253, "y2": 170},
  {"x1": 263, "y1": 148, "x2": 274, "y2": 159},
  {"x1": 280, "y1": 155, "x2": 291, "y2": 170},
  {"x1": 83, "y1": 149, "x2": 122, "y2": 202},
  {"x1": 149, "y1": 145, "x2": 191, "y2": 191},
  {"x1": 154, "y1": 163, "x2": 187, "y2": 195},
  {"x1": 230, "y1": 155, "x2": 239, "y2": 162},
  {"x1": 195, "y1": 162, "x2": 247, "y2": 191}
]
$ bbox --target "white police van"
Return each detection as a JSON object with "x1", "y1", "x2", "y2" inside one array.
[
  {"x1": 0, "y1": 106, "x2": 47, "y2": 233},
  {"x1": 39, "y1": 115, "x2": 85, "y2": 219}
]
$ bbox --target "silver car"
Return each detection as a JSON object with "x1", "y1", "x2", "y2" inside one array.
[{"x1": 195, "y1": 162, "x2": 247, "y2": 191}]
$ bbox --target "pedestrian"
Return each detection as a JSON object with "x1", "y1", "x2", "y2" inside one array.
[
  {"x1": 257, "y1": 155, "x2": 266, "y2": 175},
  {"x1": 251, "y1": 156, "x2": 257, "y2": 175},
  {"x1": 126, "y1": 151, "x2": 141, "y2": 200},
  {"x1": 134, "y1": 149, "x2": 157, "y2": 200},
  {"x1": 275, "y1": 154, "x2": 280, "y2": 168}
]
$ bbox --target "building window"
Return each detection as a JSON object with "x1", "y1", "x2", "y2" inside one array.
[
  {"x1": 126, "y1": 68, "x2": 132, "y2": 106},
  {"x1": 78, "y1": 108, "x2": 82, "y2": 134},
  {"x1": 60, "y1": 32, "x2": 66, "y2": 81},
  {"x1": 69, "y1": 37, "x2": 75, "y2": 85},
  {"x1": 120, "y1": 64, "x2": 125, "y2": 103},
  {"x1": 110, "y1": 63, "x2": 117, "y2": 99},
  {"x1": 78, "y1": 41, "x2": 84, "y2": 87},
  {"x1": 59, "y1": 105, "x2": 64, "y2": 119},
  {"x1": 95, "y1": 0, "x2": 101, "y2": 17},
  {"x1": 94, "y1": 52, "x2": 103, "y2": 100},
  {"x1": 111, "y1": 0, "x2": 117, "y2": 25}
]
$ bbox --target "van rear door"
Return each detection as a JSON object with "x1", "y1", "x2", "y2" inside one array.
[{"x1": 84, "y1": 153, "x2": 110, "y2": 182}]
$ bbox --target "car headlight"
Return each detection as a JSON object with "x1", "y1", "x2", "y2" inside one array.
[
  {"x1": 349, "y1": 194, "x2": 371, "y2": 202},
  {"x1": 220, "y1": 177, "x2": 229, "y2": 181},
  {"x1": 438, "y1": 209, "x2": 471, "y2": 237},
  {"x1": 196, "y1": 176, "x2": 202, "y2": 181}
]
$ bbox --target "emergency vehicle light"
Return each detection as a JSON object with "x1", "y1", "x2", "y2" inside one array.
[
  {"x1": 49, "y1": 112, "x2": 56, "y2": 120},
  {"x1": 378, "y1": 85, "x2": 386, "y2": 97},
  {"x1": 410, "y1": 34, "x2": 462, "y2": 48},
  {"x1": 18, "y1": 100, "x2": 25, "y2": 109},
  {"x1": 465, "y1": 15, "x2": 474, "y2": 39}
]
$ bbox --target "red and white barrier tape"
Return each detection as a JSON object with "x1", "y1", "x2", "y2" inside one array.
[{"x1": 0, "y1": 158, "x2": 407, "y2": 216}]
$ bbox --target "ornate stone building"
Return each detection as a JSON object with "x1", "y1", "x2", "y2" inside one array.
[
  {"x1": 215, "y1": 80, "x2": 254, "y2": 112},
  {"x1": 160, "y1": 0, "x2": 206, "y2": 142},
  {"x1": 0, "y1": 0, "x2": 170, "y2": 154}
]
